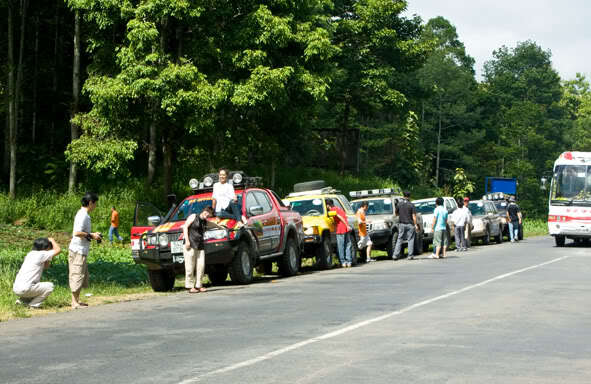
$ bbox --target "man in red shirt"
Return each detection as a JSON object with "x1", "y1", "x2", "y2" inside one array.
[{"x1": 326, "y1": 199, "x2": 352, "y2": 267}]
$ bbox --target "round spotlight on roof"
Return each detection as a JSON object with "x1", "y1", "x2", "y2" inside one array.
[
  {"x1": 189, "y1": 178, "x2": 199, "y2": 189},
  {"x1": 232, "y1": 173, "x2": 243, "y2": 185},
  {"x1": 203, "y1": 176, "x2": 214, "y2": 187}
]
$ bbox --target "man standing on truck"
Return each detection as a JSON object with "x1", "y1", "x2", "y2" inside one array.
[
  {"x1": 326, "y1": 198, "x2": 352, "y2": 267},
  {"x1": 506, "y1": 196, "x2": 522, "y2": 242},
  {"x1": 393, "y1": 191, "x2": 419, "y2": 260}
]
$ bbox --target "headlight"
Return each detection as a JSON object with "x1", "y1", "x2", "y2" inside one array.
[
  {"x1": 473, "y1": 219, "x2": 484, "y2": 231},
  {"x1": 189, "y1": 178, "x2": 199, "y2": 189},
  {"x1": 203, "y1": 176, "x2": 214, "y2": 187},
  {"x1": 304, "y1": 226, "x2": 319, "y2": 235},
  {"x1": 232, "y1": 173, "x2": 243, "y2": 185},
  {"x1": 204, "y1": 229, "x2": 228, "y2": 240},
  {"x1": 371, "y1": 221, "x2": 387, "y2": 231},
  {"x1": 147, "y1": 234, "x2": 158, "y2": 246},
  {"x1": 159, "y1": 234, "x2": 169, "y2": 247}
]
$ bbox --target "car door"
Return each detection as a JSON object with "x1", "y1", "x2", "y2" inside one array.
[
  {"x1": 131, "y1": 202, "x2": 163, "y2": 252},
  {"x1": 485, "y1": 202, "x2": 501, "y2": 235},
  {"x1": 245, "y1": 190, "x2": 281, "y2": 254}
]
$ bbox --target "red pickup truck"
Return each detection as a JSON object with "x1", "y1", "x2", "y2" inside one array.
[{"x1": 131, "y1": 172, "x2": 305, "y2": 291}]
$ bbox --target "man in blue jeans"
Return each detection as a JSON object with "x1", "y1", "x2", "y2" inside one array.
[
  {"x1": 506, "y1": 196, "x2": 522, "y2": 242},
  {"x1": 326, "y1": 199, "x2": 352, "y2": 267},
  {"x1": 393, "y1": 191, "x2": 419, "y2": 260}
]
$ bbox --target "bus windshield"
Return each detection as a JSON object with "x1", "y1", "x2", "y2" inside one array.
[{"x1": 551, "y1": 165, "x2": 591, "y2": 205}]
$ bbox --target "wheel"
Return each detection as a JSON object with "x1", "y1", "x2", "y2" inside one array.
[
  {"x1": 293, "y1": 180, "x2": 326, "y2": 192},
  {"x1": 413, "y1": 231, "x2": 423, "y2": 255},
  {"x1": 278, "y1": 237, "x2": 300, "y2": 276},
  {"x1": 555, "y1": 235, "x2": 565, "y2": 247},
  {"x1": 423, "y1": 239, "x2": 430, "y2": 253},
  {"x1": 387, "y1": 232, "x2": 397, "y2": 259},
  {"x1": 349, "y1": 232, "x2": 358, "y2": 266},
  {"x1": 148, "y1": 269, "x2": 175, "y2": 292},
  {"x1": 482, "y1": 228, "x2": 490, "y2": 245},
  {"x1": 316, "y1": 235, "x2": 333, "y2": 269},
  {"x1": 518, "y1": 224, "x2": 523, "y2": 240},
  {"x1": 208, "y1": 265, "x2": 228, "y2": 285},
  {"x1": 229, "y1": 241, "x2": 254, "y2": 284}
]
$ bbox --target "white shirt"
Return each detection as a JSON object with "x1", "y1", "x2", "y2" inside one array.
[
  {"x1": 69, "y1": 207, "x2": 91, "y2": 254},
  {"x1": 212, "y1": 182, "x2": 235, "y2": 212},
  {"x1": 452, "y1": 206, "x2": 471, "y2": 227},
  {"x1": 13, "y1": 250, "x2": 53, "y2": 292}
]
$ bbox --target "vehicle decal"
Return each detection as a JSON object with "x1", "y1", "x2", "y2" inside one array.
[{"x1": 263, "y1": 224, "x2": 282, "y2": 238}]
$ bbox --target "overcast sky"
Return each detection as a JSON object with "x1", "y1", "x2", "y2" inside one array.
[{"x1": 404, "y1": 0, "x2": 591, "y2": 82}]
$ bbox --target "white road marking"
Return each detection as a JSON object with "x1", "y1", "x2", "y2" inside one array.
[{"x1": 179, "y1": 255, "x2": 570, "y2": 383}]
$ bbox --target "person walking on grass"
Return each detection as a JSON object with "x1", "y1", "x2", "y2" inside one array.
[
  {"x1": 69, "y1": 192, "x2": 101, "y2": 309},
  {"x1": 393, "y1": 191, "x2": 419, "y2": 260},
  {"x1": 13, "y1": 238, "x2": 61, "y2": 308},
  {"x1": 109, "y1": 206, "x2": 123, "y2": 244},
  {"x1": 431, "y1": 197, "x2": 449, "y2": 259},
  {"x1": 182, "y1": 206, "x2": 214, "y2": 293},
  {"x1": 356, "y1": 201, "x2": 374, "y2": 262},
  {"x1": 326, "y1": 198, "x2": 352, "y2": 267}
]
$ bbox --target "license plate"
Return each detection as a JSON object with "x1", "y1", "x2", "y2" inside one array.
[
  {"x1": 170, "y1": 240, "x2": 184, "y2": 254},
  {"x1": 173, "y1": 254, "x2": 184, "y2": 263}
]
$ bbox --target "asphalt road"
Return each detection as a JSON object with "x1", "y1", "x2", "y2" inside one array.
[{"x1": 1, "y1": 236, "x2": 590, "y2": 384}]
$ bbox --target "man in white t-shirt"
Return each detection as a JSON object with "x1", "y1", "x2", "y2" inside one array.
[
  {"x1": 13, "y1": 237, "x2": 61, "y2": 308},
  {"x1": 212, "y1": 169, "x2": 247, "y2": 225},
  {"x1": 451, "y1": 198, "x2": 471, "y2": 252}
]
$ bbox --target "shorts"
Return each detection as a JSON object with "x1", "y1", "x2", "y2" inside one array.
[
  {"x1": 357, "y1": 235, "x2": 373, "y2": 249},
  {"x1": 68, "y1": 250, "x2": 89, "y2": 293},
  {"x1": 433, "y1": 230, "x2": 449, "y2": 247}
]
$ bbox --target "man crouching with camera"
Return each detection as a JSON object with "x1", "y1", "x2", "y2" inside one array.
[{"x1": 68, "y1": 192, "x2": 101, "y2": 309}]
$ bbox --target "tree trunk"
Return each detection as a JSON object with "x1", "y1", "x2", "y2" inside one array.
[
  {"x1": 31, "y1": 13, "x2": 39, "y2": 144},
  {"x1": 15, "y1": 0, "x2": 27, "y2": 132},
  {"x1": 68, "y1": 9, "x2": 81, "y2": 193},
  {"x1": 162, "y1": 134, "x2": 172, "y2": 198},
  {"x1": 7, "y1": 1, "x2": 17, "y2": 198},
  {"x1": 340, "y1": 100, "x2": 350, "y2": 175},
  {"x1": 435, "y1": 94, "x2": 442, "y2": 187},
  {"x1": 50, "y1": 0, "x2": 60, "y2": 151}
]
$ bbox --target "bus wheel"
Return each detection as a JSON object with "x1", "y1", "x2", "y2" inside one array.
[{"x1": 555, "y1": 235, "x2": 565, "y2": 247}]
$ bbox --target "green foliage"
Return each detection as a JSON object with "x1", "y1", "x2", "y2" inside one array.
[{"x1": 452, "y1": 168, "x2": 475, "y2": 199}]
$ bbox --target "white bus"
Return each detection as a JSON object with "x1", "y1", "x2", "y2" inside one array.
[{"x1": 547, "y1": 151, "x2": 591, "y2": 246}]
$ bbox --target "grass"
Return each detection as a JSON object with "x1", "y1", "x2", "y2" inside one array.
[{"x1": 523, "y1": 218, "x2": 548, "y2": 238}]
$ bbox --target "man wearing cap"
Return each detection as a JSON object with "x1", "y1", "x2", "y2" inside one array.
[
  {"x1": 393, "y1": 191, "x2": 419, "y2": 260},
  {"x1": 506, "y1": 196, "x2": 522, "y2": 242}
]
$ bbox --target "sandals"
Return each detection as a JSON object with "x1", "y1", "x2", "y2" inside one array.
[{"x1": 188, "y1": 287, "x2": 207, "y2": 293}]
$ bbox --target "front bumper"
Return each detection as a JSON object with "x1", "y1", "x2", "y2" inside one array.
[
  {"x1": 134, "y1": 239, "x2": 235, "y2": 267},
  {"x1": 369, "y1": 229, "x2": 391, "y2": 246},
  {"x1": 548, "y1": 222, "x2": 591, "y2": 237}
]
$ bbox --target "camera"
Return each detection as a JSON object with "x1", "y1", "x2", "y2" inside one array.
[{"x1": 85, "y1": 232, "x2": 103, "y2": 244}]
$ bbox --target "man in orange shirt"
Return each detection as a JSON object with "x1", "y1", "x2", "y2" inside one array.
[
  {"x1": 356, "y1": 201, "x2": 374, "y2": 262},
  {"x1": 109, "y1": 206, "x2": 124, "y2": 244}
]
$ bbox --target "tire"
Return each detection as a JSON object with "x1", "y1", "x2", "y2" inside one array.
[
  {"x1": 387, "y1": 232, "x2": 397, "y2": 259},
  {"x1": 349, "y1": 232, "x2": 358, "y2": 266},
  {"x1": 555, "y1": 235, "x2": 565, "y2": 247},
  {"x1": 316, "y1": 235, "x2": 333, "y2": 269},
  {"x1": 413, "y1": 231, "x2": 423, "y2": 255},
  {"x1": 482, "y1": 228, "x2": 490, "y2": 245},
  {"x1": 229, "y1": 241, "x2": 254, "y2": 284},
  {"x1": 278, "y1": 237, "x2": 300, "y2": 276},
  {"x1": 518, "y1": 225, "x2": 523, "y2": 240},
  {"x1": 293, "y1": 180, "x2": 326, "y2": 193},
  {"x1": 423, "y1": 239, "x2": 430, "y2": 253},
  {"x1": 208, "y1": 265, "x2": 228, "y2": 285},
  {"x1": 148, "y1": 269, "x2": 175, "y2": 292}
]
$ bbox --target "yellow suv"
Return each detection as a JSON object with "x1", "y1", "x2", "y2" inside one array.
[{"x1": 284, "y1": 181, "x2": 359, "y2": 268}]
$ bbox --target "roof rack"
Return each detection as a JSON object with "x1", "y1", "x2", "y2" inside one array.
[
  {"x1": 189, "y1": 171, "x2": 262, "y2": 192},
  {"x1": 349, "y1": 188, "x2": 401, "y2": 198},
  {"x1": 482, "y1": 192, "x2": 513, "y2": 201},
  {"x1": 287, "y1": 187, "x2": 339, "y2": 198}
]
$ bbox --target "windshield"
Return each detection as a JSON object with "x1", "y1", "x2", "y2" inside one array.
[
  {"x1": 351, "y1": 199, "x2": 393, "y2": 215},
  {"x1": 289, "y1": 199, "x2": 325, "y2": 216},
  {"x1": 494, "y1": 201, "x2": 508, "y2": 213},
  {"x1": 468, "y1": 202, "x2": 486, "y2": 216},
  {"x1": 551, "y1": 165, "x2": 591, "y2": 205},
  {"x1": 170, "y1": 196, "x2": 242, "y2": 221},
  {"x1": 413, "y1": 201, "x2": 436, "y2": 215}
]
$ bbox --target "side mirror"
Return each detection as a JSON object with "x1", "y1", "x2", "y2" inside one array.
[
  {"x1": 147, "y1": 215, "x2": 162, "y2": 226},
  {"x1": 327, "y1": 210, "x2": 336, "y2": 218},
  {"x1": 540, "y1": 177, "x2": 548, "y2": 190},
  {"x1": 249, "y1": 205, "x2": 264, "y2": 216},
  {"x1": 167, "y1": 194, "x2": 177, "y2": 207}
]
